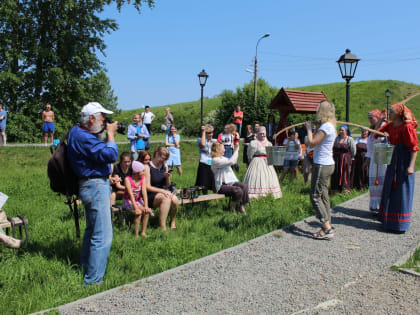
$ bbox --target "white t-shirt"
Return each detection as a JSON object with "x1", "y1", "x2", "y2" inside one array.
[
  {"x1": 142, "y1": 112, "x2": 154, "y2": 124},
  {"x1": 313, "y1": 122, "x2": 336, "y2": 165},
  {"x1": 197, "y1": 138, "x2": 217, "y2": 165}
]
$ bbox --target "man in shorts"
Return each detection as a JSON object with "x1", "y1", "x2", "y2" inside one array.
[
  {"x1": 42, "y1": 103, "x2": 55, "y2": 145},
  {"x1": 0, "y1": 104, "x2": 7, "y2": 146}
]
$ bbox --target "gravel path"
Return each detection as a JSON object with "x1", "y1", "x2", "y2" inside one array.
[{"x1": 55, "y1": 174, "x2": 420, "y2": 314}]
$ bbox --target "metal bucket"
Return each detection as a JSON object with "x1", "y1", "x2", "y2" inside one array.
[
  {"x1": 373, "y1": 143, "x2": 394, "y2": 165},
  {"x1": 266, "y1": 146, "x2": 286, "y2": 166}
]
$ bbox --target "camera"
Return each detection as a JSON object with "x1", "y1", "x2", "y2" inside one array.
[
  {"x1": 167, "y1": 182, "x2": 177, "y2": 195},
  {"x1": 180, "y1": 186, "x2": 205, "y2": 200},
  {"x1": 105, "y1": 117, "x2": 127, "y2": 134}
]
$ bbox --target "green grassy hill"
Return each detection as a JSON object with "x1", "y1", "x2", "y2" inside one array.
[
  {"x1": 115, "y1": 80, "x2": 420, "y2": 137},
  {"x1": 293, "y1": 80, "x2": 420, "y2": 133},
  {"x1": 113, "y1": 97, "x2": 222, "y2": 135}
]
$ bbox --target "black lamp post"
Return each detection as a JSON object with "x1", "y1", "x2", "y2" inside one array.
[
  {"x1": 198, "y1": 69, "x2": 209, "y2": 127},
  {"x1": 385, "y1": 89, "x2": 391, "y2": 120},
  {"x1": 254, "y1": 34, "x2": 270, "y2": 106},
  {"x1": 337, "y1": 49, "x2": 360, "y2": 122}
]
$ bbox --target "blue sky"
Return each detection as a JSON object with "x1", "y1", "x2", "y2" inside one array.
[{"x1": 100, "y1": 0, "x2": 420, "y2": 110}]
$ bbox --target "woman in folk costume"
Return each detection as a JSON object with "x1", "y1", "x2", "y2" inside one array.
[
  {"x1": 377, "y1": 104, "x2": 418, "y2": 232},
  {"x1": 244, "y1": 126, "x2": 282, "y2": 199},
  {"x1": 331, "y1": 124, "x2": 356, "y2": 194},
  {"x1": 366, "y1": 109, "x2": 387, "y2": 213},
  {"x1": 351, "y1": 128, "x2": 369, "y2": 190}
]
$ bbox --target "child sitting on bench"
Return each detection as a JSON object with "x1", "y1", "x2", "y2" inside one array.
[{"x1": 123, "y1": 161, "x2": 153, "y2": 237}]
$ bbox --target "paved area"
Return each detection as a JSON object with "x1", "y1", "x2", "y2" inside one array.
[{"x1": 54, "y1": 174, "x2": 420, "y2": 314}]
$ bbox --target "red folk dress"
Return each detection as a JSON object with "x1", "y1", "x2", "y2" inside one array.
[{"x1": 377, "y1": 122, "x2": 418, "y2": 231}]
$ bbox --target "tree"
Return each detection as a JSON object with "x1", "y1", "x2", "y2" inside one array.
[
  {"x1": 0, "y1": 0, "x2": 154, "y2": 142},
  {"x1": 214, "y1": 78, "x2": 279, "y2": 136}
]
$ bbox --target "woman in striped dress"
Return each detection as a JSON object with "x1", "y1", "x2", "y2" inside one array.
[{"x1": 366, "y1": 109, "x2": 387, "y2": 214}]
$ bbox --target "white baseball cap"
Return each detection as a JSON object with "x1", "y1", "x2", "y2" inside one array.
[{"x1": 81, "y1": 102, "x2": 114, "y2": 116}]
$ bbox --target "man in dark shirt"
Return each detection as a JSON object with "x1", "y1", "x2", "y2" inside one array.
[{"x1": 67, "y1": 102, "x2": 118, "y2": 286}]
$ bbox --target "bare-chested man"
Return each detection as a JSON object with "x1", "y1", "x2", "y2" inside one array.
[
  {"x1": 42, "y1": 103, "x2": 55, "y2": 145},
  {"x1": 0, "y1": 104, "x2": 7, "y2": 146}
]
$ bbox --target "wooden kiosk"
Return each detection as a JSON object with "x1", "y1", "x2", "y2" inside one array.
[{"x1": 268, "y1": 88, "x2": 329, "y2": 145}]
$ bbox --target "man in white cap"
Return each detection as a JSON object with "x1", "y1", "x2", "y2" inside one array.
[{"x1": 67, "y1": 102, "x2": 118, "y2": 286}]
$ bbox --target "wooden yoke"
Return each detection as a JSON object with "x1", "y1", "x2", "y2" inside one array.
[{"x1": 272, "y1": 120, "x2": 387, "y2": 143}]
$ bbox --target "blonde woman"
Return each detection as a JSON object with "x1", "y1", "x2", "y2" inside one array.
[
  {"x1": 211, "y1": 142, "x2": 248, "y2": 214},
  {"x1": 145, "y1": 146, "x2": 179, "y2": 231},
  {"x1": 305, "y1": 101, "x2": 337, "y2": 239}
]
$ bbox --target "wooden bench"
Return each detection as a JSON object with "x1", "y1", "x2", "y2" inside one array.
[
  {"x1": 111, "y1": 193, "x2": 227, "y2": 223},
  {"x1": 177, "y1": 193, "x2": 226, "y2": 205},
  {"x1": 0, "y1": 215, "x2": 30, "y2": 244}
]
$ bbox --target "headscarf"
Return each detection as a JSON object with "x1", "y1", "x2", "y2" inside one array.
[
  {"x1": 391, "y1": 103, "x2": 418, "y2": 128},
  {"x1": 368, "y1": 109, "x2": 381, "y2": 119},
  {"x1": 339, "y1": 124, "x2": 351, "y2": 137},
  {"x1": 257, "y1": 126, "x2": 266, "y2": 135},
  {"x1": 132, "y1": 161, "x2": 145, "y2": 173},
  {"x1": 256, "y1": 126, "x2": 270, "y2": 146}
]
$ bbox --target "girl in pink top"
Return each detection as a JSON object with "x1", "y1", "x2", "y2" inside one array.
[{"x1": 123, "y1": 161, "x2": 153, "y2": 237}]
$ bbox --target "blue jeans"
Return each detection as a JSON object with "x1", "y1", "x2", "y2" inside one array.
[
  {"x1": 79, "y1": 178, "x2": 113, "y2": 285},
  {"x1": 234, "y1": 123, "x2": 242, "y2": 137}
]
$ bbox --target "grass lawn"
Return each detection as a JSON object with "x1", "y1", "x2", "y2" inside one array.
[
  {"x1": 2, "y1": 140, "x2": 419, "y2": 314},
  {"x1": 394, "y1": 247, "x2": 420, "y2": 273}
]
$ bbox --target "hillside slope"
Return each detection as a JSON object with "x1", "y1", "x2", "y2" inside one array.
[{"x1": 115, "y1": 80, "x2": 420, "y2": 134}]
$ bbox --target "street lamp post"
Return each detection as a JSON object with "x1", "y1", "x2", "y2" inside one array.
[
  {"x1": 385, "y1": 89, "x2": 391, "y2": 120},
  {"x1": 254, "y1": 34, "x2": 270, "y2": 106},
  {"x1": 337, "y1": 49, "x2": 360, "y2": 122},
  {"x1": 198, "y1": 69, "x2": 209, "y2": 127}
]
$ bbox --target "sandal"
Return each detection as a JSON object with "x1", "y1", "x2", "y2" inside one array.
[{"x1": 313, "y1": 227, "x2": 335, "y2": 240}]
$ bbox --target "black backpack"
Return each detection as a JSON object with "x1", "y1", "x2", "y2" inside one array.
[{"x1": 47, "y1": 128, "x2": 81, "y2": 237}]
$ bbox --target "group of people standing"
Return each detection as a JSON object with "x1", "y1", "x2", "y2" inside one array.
[
  {"x1": 305, "y1": 101, "x2": 418, "y2": 238},
  {"x1": 3, "y1": 99, "x2": 416, "y2": 288}
]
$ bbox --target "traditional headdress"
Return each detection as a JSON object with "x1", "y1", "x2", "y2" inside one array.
[
  {"x1": 368, "y1": 109, "x2": 381, "y2": 119},
  {"x1": 390, "y1": 103, "x2": 418, "y2": 128},
  {"x1": 339, "y1": 124, "x2": 351, "y2": 136},
  {"x1": 257, "y1": 126, "x2": 266, "y2": 134}
]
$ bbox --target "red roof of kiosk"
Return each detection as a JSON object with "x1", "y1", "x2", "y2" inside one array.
[{"x1": 269, "y1": 88, "x2": 329, "y2": 113}]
